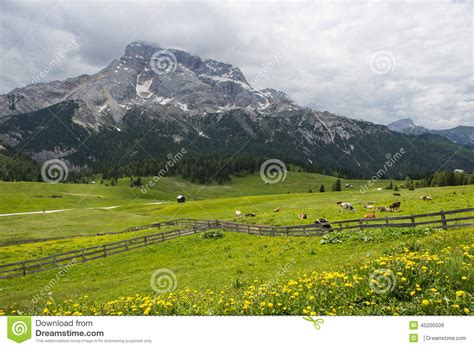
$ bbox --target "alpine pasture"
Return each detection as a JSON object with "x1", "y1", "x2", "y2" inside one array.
[{"x1": 0, "y1": 172, "x2": 472, "y2": 316}]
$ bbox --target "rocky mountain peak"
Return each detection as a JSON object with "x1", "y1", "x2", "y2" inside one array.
[
  {"x1": 387, "y1": 117, "x2": 429, "y2": 135},
  {"x1": 0, "y1": 41, "x2": 298, "y2": 127}
]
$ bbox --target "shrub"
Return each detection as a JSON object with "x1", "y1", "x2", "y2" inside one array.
[
  {"x1": 200, "y1": 229, "x2": 224, "y2": 239},
  {"x1": 320, "y1": 227, "x2": 440, "y2": 245},
  {"x1": 320, "y1": 231, "x2": 350, "y2": 244}
]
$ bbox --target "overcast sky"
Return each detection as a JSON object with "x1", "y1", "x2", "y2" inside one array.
[{"x1": 0, "y1": 0, "x2": 472, "y2": 129}]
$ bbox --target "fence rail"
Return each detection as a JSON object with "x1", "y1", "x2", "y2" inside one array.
[{"x1": 0, "y1": 208, "x2": 472, "y2": 278}]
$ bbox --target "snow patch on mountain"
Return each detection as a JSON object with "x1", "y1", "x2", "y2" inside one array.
[{"x1": 135, "y1": 74, "x2": 154, "y2": 99}]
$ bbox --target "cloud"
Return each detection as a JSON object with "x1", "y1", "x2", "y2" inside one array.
[{"x1": 0, "y1": 0, "x2": 472, "y2": 129}]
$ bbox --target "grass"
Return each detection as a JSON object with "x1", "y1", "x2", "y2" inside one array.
[
  {"x1": 0, "y1": 175, "x2": 472, "y2": 316},
  {"x1": 0, "y1": 225, "x2": 180, "y2": 264},
  {"x1": 0, "y1": 176, "x2": 472, "y2": 243},
  {"x1": 0, "y1": 171, "x2": 398, "y2": 214},
  {"x1": 0, "y1": 227, "x2": 472, "y2": 315}
]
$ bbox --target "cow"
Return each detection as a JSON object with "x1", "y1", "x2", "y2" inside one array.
[
  {"x1": 363, "y1": 212, "x2": 376, "y2": 219},
  {"x1": 377, "y1": 206, "x2": 392, "y2": 212},
  {"x1": 245, "y1": 213, "x2": 256, "y2": 217},
  {"x1": 274, "y1": 207, "x2": 281, "y2": 212},
  {"x1": 235, "y1": 210, "x2": 243, "y2": 219},
  {"x1": 389, "y1": 201, "x2": 401, "y2": 211},
  {"x1": 298, "y1": 213, "x2": 307, "y2": 219},
  {"x1": 421, "y1": 195, "x2": 433, "y2": 201},
  {"x1": 339, "y1": 202, "x2": 355, "y2": 213},
  {"x1": 314, "y1": 218, "x2": 332, "y2": 229},
  {"x1": 363, "y1": 203, "x2": 376, "y2": 209}
]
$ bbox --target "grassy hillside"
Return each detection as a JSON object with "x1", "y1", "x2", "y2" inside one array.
[
  {"x1": 0, "y1": 181, "x2": 471, "y2": 243},
  {"x1": 0, "y1": 172, "x2": 398, "y2": 213},
  {"x1": 0, "y1": 176, "x2": 472, "y2": 316},
  {"x1": 1, "y1": 226, "x2": 472, "y2": 315}
]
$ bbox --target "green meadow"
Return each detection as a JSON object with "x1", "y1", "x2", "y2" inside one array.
[{"x1": 0, "y1": 173, "x2": 472, "y2": 315}]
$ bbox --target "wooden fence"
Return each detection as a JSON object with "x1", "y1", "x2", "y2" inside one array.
[
  {"x1": 0, "y1": 219, "x2": 188, "y2": 247},
  {"x1": 0, "y1": 208, "x2": 472, "y2": 278}
]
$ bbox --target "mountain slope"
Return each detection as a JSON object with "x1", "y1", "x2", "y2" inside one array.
[
  {"x1": 387, "y1": 118, "x2": 473, "y2": 146},
  {"x1": 387, "y1": 118, "x2": 429, "y2": 135},
  {"x1": 1, "y1": 42, "x2": 473, "y2": 177},
  {"x1": 431, "y1": 126, "x2": 474, "y2": 146}
]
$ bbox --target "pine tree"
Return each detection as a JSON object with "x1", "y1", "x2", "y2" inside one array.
[{"x1": 332, "y1": 179, "x2": 341, "y2": 191}]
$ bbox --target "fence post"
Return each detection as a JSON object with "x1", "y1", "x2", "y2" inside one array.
[
  {"x1": 338, "y1": 223, "x2": 342, "y2": 232},
  {"x1": 125, "y1": 241, "x2": 129, "y2": 250},
  {"x1": 410, "y1": 214, "x2": 416, "y2": 227},
  {"x1": 144, "y1": 236, "x2": 148, "y2": 245},
  {"x1": 359, "y1": 219, "x2": 364, "y2": 231},
  {"x1": 103, "y1": 245, "x2": 108, "y2": 257},
  {"x1": 53, "y1": 256, "x2": 57, "y2": 268},
  {"x1": 22, "y1": 262, "x2": 26, "y2": 276},
  {"x1": 440, "y1": 210, "x2": 447, "y2": 230},
  {"x1": 81, "y1": 250, "x2": 86, "y2": 262}
]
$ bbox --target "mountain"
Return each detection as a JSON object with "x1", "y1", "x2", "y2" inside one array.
[
  {"x1": 387, "y1": 118, "x2": 430, "y2": 135},
  {"x1": 1, "y1": 41, "x2": 473, "y2": 177},
  {"x1": 387, "y1": 118, "x2": 474, "y2": 146},
  {"x1": 0, "y1": 42, "x2": 296, "y2": 128},
  {"x1": 431, "y1": 126, "x2": 474, "y2": 146}
]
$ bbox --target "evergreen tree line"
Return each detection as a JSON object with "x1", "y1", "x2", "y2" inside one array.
[
  {"x1": 1, "y1": 151, "x2": 474, "y2": 189},
  {"x1": 0, "y1": 155, "x2": 41, "y2": 182},
  {"x1": 96, "y1": 155, "x2": 265, "y2": 185},
  {"x1": 422, "y1": 171, "x2": 474, "y2": 187}
]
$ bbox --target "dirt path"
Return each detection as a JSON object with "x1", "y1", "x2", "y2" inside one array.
[{"x1": 0, "y1": 202, "x2": 165, "y2": 217}]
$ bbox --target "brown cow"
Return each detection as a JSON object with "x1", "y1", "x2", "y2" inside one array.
[{"x1": 363, "y1": 212, "x2": 376, "y2": 219}]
